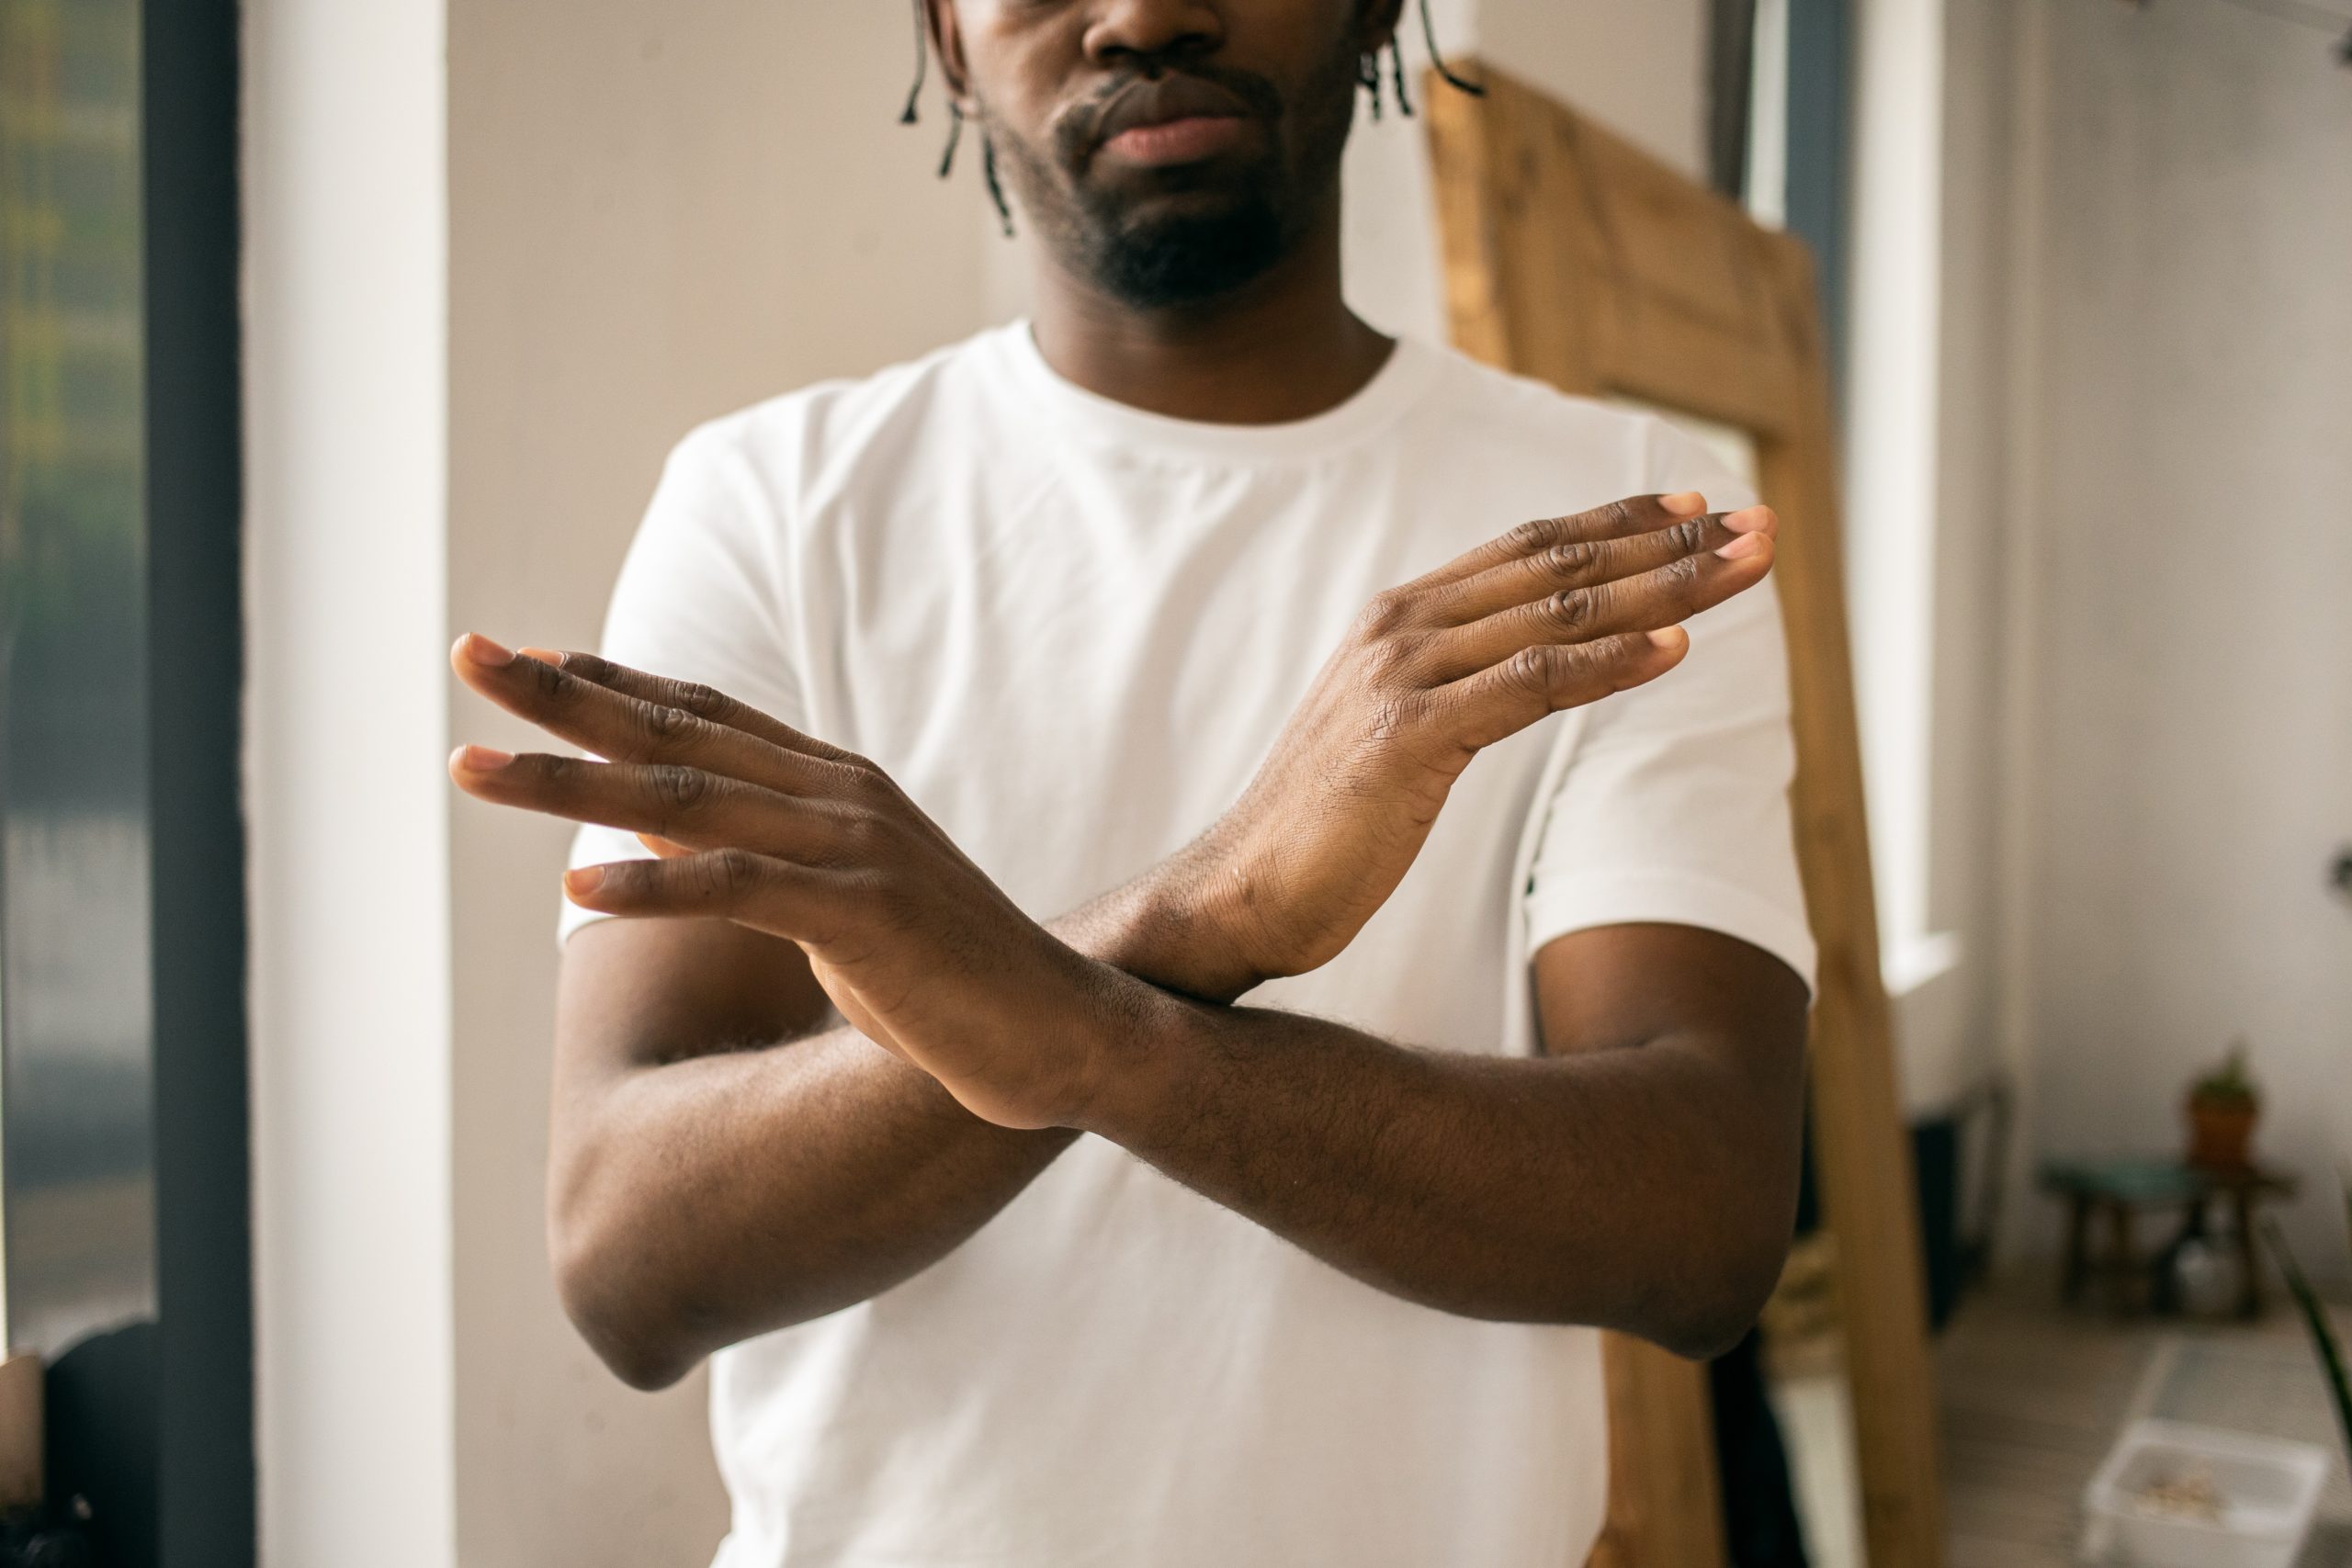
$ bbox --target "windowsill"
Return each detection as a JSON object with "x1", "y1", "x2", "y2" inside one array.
[{"x1": 1884, "y1": 930, "x2": 1964, "y2": 998}]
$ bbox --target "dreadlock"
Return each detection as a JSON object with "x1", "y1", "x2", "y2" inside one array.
[
  {"x1": 980, "y1": 130, "x2": 1015, "y2": 238},
  {"x1": 1416, "y1": 0, "x2": 1484, "y2": 96},
  {"x1": 899, "y1": 0, "x2": 1484, "y2": 232}
]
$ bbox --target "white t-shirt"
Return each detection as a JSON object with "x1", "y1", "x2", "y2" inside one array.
[{"x1": 561, "y1": 321, "x2": 1816, "y2": 1568}]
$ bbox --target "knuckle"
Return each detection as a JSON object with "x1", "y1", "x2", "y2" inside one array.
[
  {"x1": 1589, "y1": 498, "x2": 1637, "y2": 535},
  {"x1": 649, "y1": 763, "x2": 711, "y2": 814},
  {"x1": 528, "y1": 655, "x2": 569, "y2": 703},
  {"x1": 672, "y1": 681, "x2": 735, "y2": 724},
  {"x1": 838, "y1": 806, "x2": 892, "y2": 852},
  {"x1": 842, "y1": 757, "x2": 895, "y2": 801},
  {"x1": 1668, "y1": 518, "x2": 1712, "y2": 556},
  {"x1": 1357, "y1": 631, "x2": 1418, "y2": 687},
  {"x1": 635, "y1": 702, "x2": 695, "y2": 751},
  {"x1": 1502, "y1": 644, "x2": 1562, "y2": 699},
  {"x1": 699, "y1": 848, "x2": 763, "y2": 902},
  {"x1": 1539, "y1": 541, "x2": 1600, "y2": 583},
  {"x1": 1506, "y1": 515, "x2": 1562, "y2": 553},
  {"x1": 1544, "y1": 588, "x2": 1597, "y2": 635},
  {"x1": 835, "y1": 758, "x2": 910, "y2": 818},
  {"x1": 1505, "y1": 644, "x2": 1561, "y2": 705},
  {"x1": 1659, "y1": 552, "x2": 1703, "y2": 595},
  {"x1": 1353, "y1": 588, "x2": 1412, "y2": 639}
]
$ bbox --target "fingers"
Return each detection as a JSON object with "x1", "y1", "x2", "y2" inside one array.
[
  {"x1": 1408, "y1": 491, "x2": 1717, "y2": 594},
  {"x1": 447, "y1": 745, "x2": 855, "y2": 862},
  {"x1": 449, "y1": 633, "x2": 845, "y2": 797},
  {"x1": 561, "y1": 851, "x2": 851, "y2": 945},
  {"x1": 451, "y1": 634, "x2": 844, "y2": 761},
  {"x1": 1419, "y1": 531, "x2": 1776, "y2": 682},
  {"x1": 527, "y1": 645, "x2": 852, "y2": 761},
  {"x1": 1428, "y1": 505, "x2": 1776, "y2": 626},
  {"x1": 1440, "y1": 628, "x2": 1693, "y2": 753}
]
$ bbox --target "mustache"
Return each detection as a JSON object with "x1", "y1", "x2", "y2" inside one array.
[{"x1": 1052, "y1": 62, "x2": 1286, "y2": 166}]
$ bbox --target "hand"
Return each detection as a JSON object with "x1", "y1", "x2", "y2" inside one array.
[
  {"x1": 447, "y1": 641, "x2": 1134, "y2": 1130},
  {"x1": 1136, "y1": 491, "x2": 1778, "y2": 999}
]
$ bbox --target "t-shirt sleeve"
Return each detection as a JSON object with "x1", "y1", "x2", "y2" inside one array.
[
  {"x1": 557, "y1": 421, "x2": 805, "y2": 944},
  {"x1": 1519, "y1": 418, "x2": 1818, "y2": 991}
]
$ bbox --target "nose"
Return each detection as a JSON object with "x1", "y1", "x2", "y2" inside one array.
[{"x1": 1081, "y1": 0, "x2": 1224, "y2": 72}]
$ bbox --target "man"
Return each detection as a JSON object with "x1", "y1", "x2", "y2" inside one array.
[{"x1": 449, "y1": 2, "x2": 1815, "y2": 1562}]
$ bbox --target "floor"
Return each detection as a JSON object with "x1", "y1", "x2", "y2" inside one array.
[{"x1": 1930, "y1": 1278, "x2": 2352, "y2": 1567}]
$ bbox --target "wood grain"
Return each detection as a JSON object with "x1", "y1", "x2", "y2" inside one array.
[
  {"x1": 0, "y1": 1352, "x2": 41, "y2": 1511},
  {"x1": 1426, "y1": 63, "x2": 1948, "y2": 1568}
]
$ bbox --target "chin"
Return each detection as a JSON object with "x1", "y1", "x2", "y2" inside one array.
[{"x1": 1088, "y1": 198, "x2": 1286, "y2": 310}]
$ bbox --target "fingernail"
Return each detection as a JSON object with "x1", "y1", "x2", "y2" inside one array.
[
  {"x1": 1723, "y1": 504, "x2": 1777, "y2": 535},
  {"x1": 563, "y1": 866, "x2": 605, "y2": 897},
  {"x1": 518, "y1": 647, "x2": 563, "y2": 667},
  {"x1": 462, "y1": 633, "x2": 515, "y2": 666},
  {"x1": 1715, "y1": 532, "x2": 1770, "y2": 560},
  {"x1": 1659, "y1": 491, "x2": 1707, "y2": 517},
  {"x1": 452, "y1": 743, "x2": 514, "y2": 771},
  {"x1": 1646, "y1": 626, "x2": 1688, "y2": 649}
]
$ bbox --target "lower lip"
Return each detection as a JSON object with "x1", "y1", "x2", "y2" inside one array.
[{"x1": 1102, "y1": 115, "x2": 1250, "y2": 166}]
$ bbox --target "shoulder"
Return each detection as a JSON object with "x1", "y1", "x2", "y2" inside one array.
[
  {"x1": 656, "y1": 325, "x2": 1014, "y2": 518},
  {"x1": 1408, "y1": 343, "x2": 1758, "y2": 505},
  {"x1": 1410, "y1": 344, "x2": 1644, "y2": 459}
]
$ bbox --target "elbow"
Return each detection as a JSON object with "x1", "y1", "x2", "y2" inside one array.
[
  {"x1": 1649, "y1": 1224, "x2": 1792, "y2": 1363},
  {"x1": 550, "y1": 1200, "x2": 704, "y2": 1393}
]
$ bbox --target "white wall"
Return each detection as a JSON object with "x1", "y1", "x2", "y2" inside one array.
[
  {"x1": 1972, "y1": 0, "x2": 2352, "y2": 1275},
  {"x1": 243, "y1": 2, "x2": 455, "y2": 1563},
  {"x1": 1846, "y1": 0, "x2": 1949, "y2": 1032},
  {"x1": 1922, "y1": 0, "x2": 2034, "y2": 1204},
  {"x1": 1901, "y1": 0, "x2": 2352, "y2": 1282},
  {"x1": 1479, "y1": 0, "x2": 1712, "y2": 175}
]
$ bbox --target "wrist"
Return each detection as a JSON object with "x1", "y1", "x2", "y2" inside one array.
[
  {"x1": 1084, "y1": 846, "x2": 1275, "y2": 1004},
  {"x1": 1061, "y1": 962, "x2": 1206, "y2": 1142}
]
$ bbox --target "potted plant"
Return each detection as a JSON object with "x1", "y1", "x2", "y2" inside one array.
[{"x1": 2185, "y1": 1042, "x2": 2260, "y2": 1170}]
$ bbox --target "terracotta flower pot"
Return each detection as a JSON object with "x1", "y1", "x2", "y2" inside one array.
[{"x1": 2186, "y1": 1096, "x2": 2259, "y2": 1170}]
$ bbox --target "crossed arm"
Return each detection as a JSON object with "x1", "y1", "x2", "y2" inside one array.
[{"x1": 454, "y1": 493, "x2": 1811, "y2": 1390}]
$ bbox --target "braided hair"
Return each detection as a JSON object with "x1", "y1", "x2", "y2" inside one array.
[{"x1": 899, "y1": 0, "x2": 1483, "y2": 234}]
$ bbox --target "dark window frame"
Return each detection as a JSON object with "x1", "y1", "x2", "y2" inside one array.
[
  {"x1": 1, "y1": 0, "x2": 250, "y2": 1560},
  {"x1": 141, "y1": 0, "x2": 254, "y2": 1561}
]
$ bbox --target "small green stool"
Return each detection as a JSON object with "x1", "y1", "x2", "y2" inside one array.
[{"x1": 2039, "y1": 1157, "x2": 2300, "y2": 1319}]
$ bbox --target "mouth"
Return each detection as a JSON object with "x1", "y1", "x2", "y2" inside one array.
[
  {"x1": 1090, "y1": 74, "x2": 1262, "y2": 169},
  {"x1": 1102, "y1": 115, "x2": 1250, "y2": 166}
]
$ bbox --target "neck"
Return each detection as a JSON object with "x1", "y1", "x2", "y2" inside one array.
[{"x1": 1025, "y1": 204, "x2": 1393, "y2": 425}]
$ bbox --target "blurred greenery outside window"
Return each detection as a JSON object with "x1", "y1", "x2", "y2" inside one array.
[{"x1": 2, "y1": 0, "x2": 155, "y2": 1360}]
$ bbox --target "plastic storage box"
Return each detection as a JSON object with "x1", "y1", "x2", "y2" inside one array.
[{"x1": 2079, "y1": 1418, "x2": 2329, "y2": 1568}]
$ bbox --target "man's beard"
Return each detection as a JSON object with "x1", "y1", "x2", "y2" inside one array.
[
  {"x1": 989, "y1": 41, "x2": 1363, "y2": 311},
  {"x1": 1087, "y1": 183, "x2": 1289, "y2": 310}
]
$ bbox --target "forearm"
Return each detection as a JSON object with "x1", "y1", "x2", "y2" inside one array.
[
  {"x1": 555, "y1": 1017, "x2": 1073, "y2": 1388},
  {"x1": 1073, "y1": 987, "x2": 1807, "y2": 1358},
  {"x1": 553, "y1": 897, "x2": 1212, "y2": 1390}
]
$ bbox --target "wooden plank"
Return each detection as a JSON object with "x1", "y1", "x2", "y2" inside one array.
[
  {"x1": 1589, "y1": 1336, "x2": 1730, "y2": 1568},
  {"x1": 1427, "y1": 63, "x2": 1948, "y2": 1568},
  {"x1": 1752, "y1": 230, "x2": 1949, "y2": 1568},
  {"x1": 0, "y1": 1352, "x2": 40, "y2": 1511}
]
